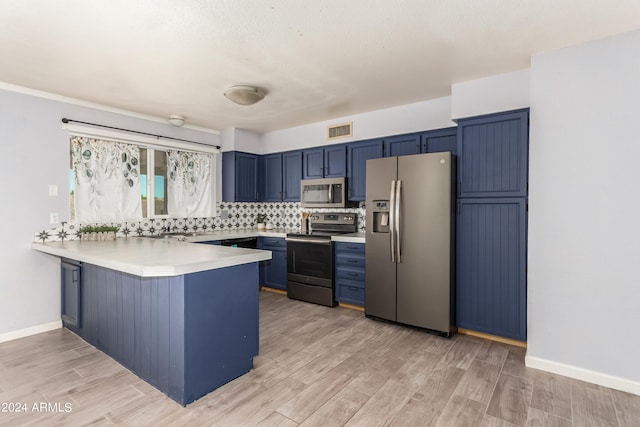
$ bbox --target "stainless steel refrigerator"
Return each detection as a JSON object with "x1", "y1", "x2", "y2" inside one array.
[{"x1": 365, "y1": 152, "x2": 455, "y2": 336}]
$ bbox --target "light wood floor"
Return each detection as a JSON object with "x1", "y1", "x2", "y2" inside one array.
[{"x1": 0, "y1": 291, "x2": 638, "y2": 426}]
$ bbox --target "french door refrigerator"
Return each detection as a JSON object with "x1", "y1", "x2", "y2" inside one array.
[{"x1": 365, "y1": 152, "x2": 455, "y2": 336}]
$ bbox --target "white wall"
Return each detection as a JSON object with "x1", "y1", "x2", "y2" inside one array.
[
  {"x1": 451, "y1": 69, "x2": 530, "y2": 120},
  {"x1": 0, "y1": 87, "x2": 219, "y2": 338},
  {"x1": 527, "y1": 30, "x2": 640, "y2": 390},
  {"x1": 259, "y1": 97, "x2": 455, "y2": 154}
]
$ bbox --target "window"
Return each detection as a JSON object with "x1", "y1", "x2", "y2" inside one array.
[
  {"x1": 68, "y1": 129, "x2": 217, "y2": 222},
  {"x1": 140, "y1": 148, "x2": 169, "y2": 218}
]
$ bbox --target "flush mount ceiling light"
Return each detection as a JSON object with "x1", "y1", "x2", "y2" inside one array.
[
  {"x1": 168, "y1": 115, "x2": 185, "y2": 127},
  {"x1": 224, "y1": 85, "x2": 265, "y2": 106}
]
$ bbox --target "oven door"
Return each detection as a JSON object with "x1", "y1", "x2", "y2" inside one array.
[{"x1": 286, "y1": 237, "x2": 333, "y2": 287}]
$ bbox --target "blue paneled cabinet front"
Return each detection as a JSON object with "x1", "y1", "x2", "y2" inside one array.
[
  {"x1": 457, "y1": 110, "x2": 528, "y2": 198},
  {"x1": 263, "y1": 153, "x2": 284, "y2": 201},
  {"x1": 258, "y1": 237, "x2": 287, "y2": 290},
  {"x1": 456, "y1": 198, "x2": 527, "y2": 341},
  {"x1": 383, "y1": 134, "x2": 421, "y2": 157},
  {"x1": 303, "y1": 145, "x2": 347, "y2": 179},
  {"x1": 222, "y1": 151, "x2": 260, "y2": 202},
  {"x1": 263, "y1": 151, "x2": 302, "y2": 201},
  {"x1": 347, "y1": 139, "x2": 384, "y2": 201}
]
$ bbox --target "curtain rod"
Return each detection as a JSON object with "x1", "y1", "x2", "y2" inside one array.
[{"x1": 61, "y1": 118, "x2": 221, "y2": 150}]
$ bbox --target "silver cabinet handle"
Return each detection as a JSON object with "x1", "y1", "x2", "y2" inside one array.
[
  {"x1": 396, "y1": 180, "x2": 402, "y2": 263},
  {"x1": 328, "y1": 184, "x2": 333, "y2": 203},
  {"x1": 389, "y1": 180, "x2": 396, "y2": 263}
]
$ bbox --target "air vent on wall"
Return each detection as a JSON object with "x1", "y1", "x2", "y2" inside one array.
[{"x1": 327, "y1": 122, "x2": 352, "y2": 140}]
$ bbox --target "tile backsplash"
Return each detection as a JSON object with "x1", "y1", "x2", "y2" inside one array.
[{"x1": 34, "y1": 202, "x2": 366, "y2": 242}]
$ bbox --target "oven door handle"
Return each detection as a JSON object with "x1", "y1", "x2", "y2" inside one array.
[{"x1": 285, "y1": 237, "x2": 332, "y2": 245}]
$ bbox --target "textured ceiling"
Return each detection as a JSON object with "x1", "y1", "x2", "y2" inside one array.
[{"x1": 1, "y1": 0, "x2": 640, "y2": 133}]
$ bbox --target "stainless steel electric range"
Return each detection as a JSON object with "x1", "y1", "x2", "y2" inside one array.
[{"x1": 286, "y1": 212, "x2": 358, "y2": 307}]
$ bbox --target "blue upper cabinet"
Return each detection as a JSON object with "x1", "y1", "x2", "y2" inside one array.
[
  {"x1": 303, "y1": 145, "x2": 346, "y2": 179},
  {"x1": 457, "y1": 109, "x2": 529, "y2": 198},
  {"x1": 262, "y1": 150, "x2": 302, "y2": 202},
  {"x1": 324, "y1": 145, "x2": 347, "y2": 177},
  {"x1": 383, "y1": 134, "x2": 421, "y2": 157},
  {"x1": 282, "y1": 150, "x2": 303, "y2": 201},
  {"x1": 347, "y1": 139, "x2": 384, "y2": 201},
  {"x1": 456, "y1": 197, "x2": 527, "y2": 341},
  {"x1": 303, "y1": 147, "x2": 324, "y2": 179},
  {"x1": 422, "y1": 127, "x2": 457, "y2": 153},
  {"x1": 222, "y1": 151, "x2": 259, "y2": 202},
  {"x1": 263, "y1": 153, "x2": 283, "y2": 202}
]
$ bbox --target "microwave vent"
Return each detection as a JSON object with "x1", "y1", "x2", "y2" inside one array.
[{"x1": 327, "y1": 122, "x2": 352, "y2": 140}]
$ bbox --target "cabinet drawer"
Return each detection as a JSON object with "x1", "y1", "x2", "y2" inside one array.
[
  {"x1": 334, "y1": 242, "x2": 365, "y2": 254},
  {"x1": 259, "y1": 237, "x2": 286, "y2": 249},
  {"x1": 336, "y1": 282, "x2": 365, "y2": 306},
  {"x1": 335, "y1": 266, "x2": 365, "y2": 283},
  {"x1": 335, "y1": 252, "x2": 365, "y2": 268}
]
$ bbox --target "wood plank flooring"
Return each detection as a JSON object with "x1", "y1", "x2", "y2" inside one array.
[{"x1": 0, "y1": 291, "x2": 638, "y2": 426}]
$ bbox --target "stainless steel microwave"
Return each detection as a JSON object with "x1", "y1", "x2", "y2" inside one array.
[{"x1": 300, "y1": 177, "x2": 349, "y2": 208}]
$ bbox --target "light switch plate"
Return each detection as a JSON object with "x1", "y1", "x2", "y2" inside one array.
[
  {"x1": 50, "y1": 212, "x2": 59, "y2": 225},
  {"x1": 48, "y1": 184, "x2": 58, "y2": 196}
]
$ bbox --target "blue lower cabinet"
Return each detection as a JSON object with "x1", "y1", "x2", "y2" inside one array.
[
  {"x1": 456, "y1": 198, "x2": 527, "y2": 341},
  {"x1": 197, "y1": 240, "x2": 221, "y2": 245},
  {"x1": 334, "y1": 242, "x2": 365, "y2": 306},
  {"x1": 74, "y1": 262, "x2": 259, "y2": 406},
  {"x1": 258, "y1": 237, "x2": 287, "y2": 290},
  {"x1": 335, "y1": 279, "x2": 365, "y2": 306}
]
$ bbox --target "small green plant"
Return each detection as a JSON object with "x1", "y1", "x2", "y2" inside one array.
[
  {"x1": 79, "y1": 225, "x2": 119, "y2": 233},
  {"x1": 256, "y1": 213, "x2": 267, "y2": 224}
]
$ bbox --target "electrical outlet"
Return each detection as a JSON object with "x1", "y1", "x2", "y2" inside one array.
[
  {"x1": 50, "y1": 212, "x2": 59, "y2": 225},
  {"x1": 220, "y1": 209, "x2": 229, "y2": 219}
]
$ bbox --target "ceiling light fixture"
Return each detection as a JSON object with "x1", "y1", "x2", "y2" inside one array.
[
  {"x1": 224, "y1": 85, "x2": 265, "y2": 106},
  {"x1": 168, "y1": 115, "x2": 185, "y2": 127}
]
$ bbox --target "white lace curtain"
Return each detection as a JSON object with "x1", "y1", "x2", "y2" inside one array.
[
  {"x1": 167, "y1": 150, "x2": 213, "y2": 217},
  {"x1": 71, "y1": 136, "x2": 143, "y2": 222}
]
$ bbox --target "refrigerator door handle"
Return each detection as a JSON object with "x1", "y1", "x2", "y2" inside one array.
[
  {"x1": 396, "y1": 179, "x2": 402, "y2": 263},
  {"x1": 389, "y1": 180, "x2": 396, "y2": 263},
  {"x1": 328, "y1": 184, "x2": 333, "y2": 203}
]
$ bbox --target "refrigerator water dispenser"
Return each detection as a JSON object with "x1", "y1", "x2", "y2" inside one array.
[{"x1": 372, "y1": 200, "x2": 390, "y2": 233}]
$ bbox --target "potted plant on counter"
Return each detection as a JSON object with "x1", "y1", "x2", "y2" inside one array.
[
  {"x1": 256, "y1": 213, "x2": 267, "y2": 231},
  {"x1": 80, "y1": 225, "x2": 119, "y2": 240}
]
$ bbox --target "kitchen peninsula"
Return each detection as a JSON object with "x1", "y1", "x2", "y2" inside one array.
[{"x1": 31, "y1": 238, "x2": 271, "y2": 406}]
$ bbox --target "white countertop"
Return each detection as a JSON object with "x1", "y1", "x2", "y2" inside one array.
[
  {"x1": 32, "y1": 238, "x2": 272, "y2": 277},
  {"x1": 331, "y1": 232, "x2": 366, "y2": 244},
  {"x1": 178, "y1": 229, "x2": 288, "y2": 243}
]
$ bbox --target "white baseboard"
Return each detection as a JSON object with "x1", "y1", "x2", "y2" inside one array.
[
  {"x1": 0, "y1": 320, "x2": 62, "y2": 344},
  {"x1": 526, "y1": 355, "x2": 640, "y2": 396}
]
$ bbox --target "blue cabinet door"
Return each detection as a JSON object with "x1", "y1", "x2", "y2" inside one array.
[
  {"x1": 384, "y1": 134, "x2": 421, "y2": 157},
  {"x1": 222, "y1": 151, "x2": 259, "y2": 202},
  {"x1": 263, "y1": 153, "x2": 283, "y2": 201},
  {"x1": 264, "y1": 248, "x2": 287, "y2": 290},
  {"x1": 422, "y1": 127, "x2": 457, "y2": 153},
  {"x1": 456, "y1": 198, "x2": 527, "y2": 341},
  {"x1": 347, "y1": 139, "x2": 384, "y2": 201},
  {"x1": 324, "y1": 145, "x2": 347, "y2": 177},
  {"x1": 282, "y1": 151, "x2": 302, "y2": 201},
  {"x1": 258, "y1": 237, "x2": 287, "y2": 290},
  {"x1": 457, "y1": 109, "x2": 529, "y2": 198},
  {"x1": 303, "y1": 147, "x2": 324, "y2": 179}
]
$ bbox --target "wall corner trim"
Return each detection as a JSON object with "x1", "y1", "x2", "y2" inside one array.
[
  {"x1": 0, "y1": 320, "x2": 62, "y2": 344},
  {"x1": 525, "y1": 355, "x2": 640, "y2": 396}
]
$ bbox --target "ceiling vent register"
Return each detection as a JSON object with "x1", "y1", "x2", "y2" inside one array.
[{"x1": 327, "y1": 122, "x2": 352, "y2": 140}]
